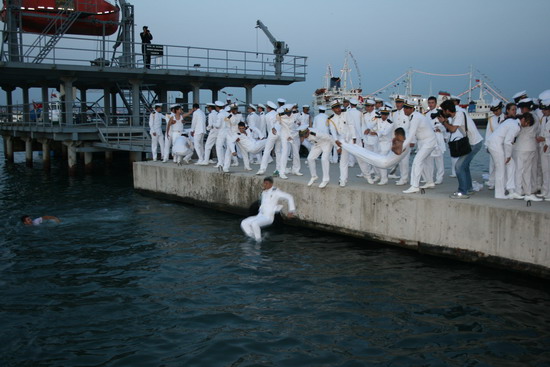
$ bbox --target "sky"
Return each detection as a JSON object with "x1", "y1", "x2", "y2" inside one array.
[
  {"x1": 129, "y1": 0, "x2": 550, "y2": 105},
  {"x1": 2, "y1": 0, "x2": 550, "y2": 106}
]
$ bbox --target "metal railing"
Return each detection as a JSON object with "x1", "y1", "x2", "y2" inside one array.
[{"x1": 1, "y1": 33, "x2": 308, "y2": 79}]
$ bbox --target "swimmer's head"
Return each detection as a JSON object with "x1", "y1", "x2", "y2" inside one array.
[{"x1": 21, "y1": 215, "x2": 32, "y2": 225}]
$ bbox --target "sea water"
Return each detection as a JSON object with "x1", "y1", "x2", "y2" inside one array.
[{"x1": 0, "y1": 144, "x2": 549, "y2": 367}]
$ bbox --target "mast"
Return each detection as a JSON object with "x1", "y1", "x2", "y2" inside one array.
[{"x1": 468, "y1": 64, "x2": 473, "y2": 103}]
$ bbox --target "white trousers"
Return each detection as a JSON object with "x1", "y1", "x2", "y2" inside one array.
[
  {"x1": 202, "y1": 129, "x2": 219, "y2": 163},
  {"x1": 541, "y1": 151, "x2": 550, "y2": 196},
  {"x1": 241, "y1": 214, "x2": 273, "y2": 241},
  {"x1": 239, "y1": 140, "x2": 267, "y2": 169},
  {"x1": 193, "y1": 133, "x2": 205, "y2": 162},
  {"x1": 280, "y1": 134, "x2": 301, "y2": 174},
  {"x1": 488, "y1": 146, "x2": 516, "y2": 199},
  {"x1": 425, "y1": 154, "x2": 444, "y2": 184},
  {"x1": 162, "y1": 133, "x2": 172, "y2": 161},
  {"x1": 410, "y1": 139, "x2": 436, "y2": 187},
  {"x1": 397, "y1": 148, "x2": 411, "y2": 182},
  {"x1": 307, "y1": 142, "x2": 331, "y2": 183},
  {"x1": 259, "y1": 134, "x2": 281, "y2": 172},
  {"x1": 215, "y1": 130, "x2": 229, "y2": 167},
  {"x1": 151, "y1": 131, "x2": 164, "y2": 160},
  {"x1": 513, "y1": 150, "x2": 535, "y2": 195}
]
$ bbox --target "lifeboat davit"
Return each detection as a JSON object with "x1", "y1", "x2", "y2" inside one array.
[{"x1": 2, "y1": 0, "x2": 120, "y2": 36}]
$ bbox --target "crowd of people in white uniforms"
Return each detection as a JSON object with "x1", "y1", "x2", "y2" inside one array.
[{"x1": 148, "y1": 89, "x2": 550, "y2": 202}]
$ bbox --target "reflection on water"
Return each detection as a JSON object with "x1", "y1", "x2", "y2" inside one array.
[{"x1": 1, "y1": 143, "x2": 549, "y2": 366}]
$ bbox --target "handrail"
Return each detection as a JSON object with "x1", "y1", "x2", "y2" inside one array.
[{"x1": 2, "y1": 33, "x2": 308, "y2": 78}]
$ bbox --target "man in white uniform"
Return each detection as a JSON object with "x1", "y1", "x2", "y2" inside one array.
[
  {"x1": 391, "y1": 96, "x2": 410, "y2": 185},
  {"x1": 336, "y1": 127, "x2": 408, "y2": 169},
  {"x1": 148, "y1": 103, "x2": 165, "y2": 161},
  {"x1": 190, "y1": 103, "x2": 206, "y2": 163},
  {"x1": 537, "y1": 99, "x2": 550, "y2": 200},
  {"x1": 256, "y1": 104, "x2": 267, "y2": 139},
  {"x1": 486, "y1": 115, "x2": 522, "y2": 199},
  {"x1": 485, "y1": 99, "x2": 506, "y2": 189},
  {"x1": 257, "y1": 101, "x2": 282, "y2": 177},
  {"x1": 361, "y1": 99, "x2": 379, "y2": 180},
  {"x1": 198, "y1": 102, "x2": 220, "y2": 165},
  {"x1": 312, "y1": 106, "x2": 329, "y2": 133},
  {"x1": 304, "y1": 128, "x2": 334, "y2": 188},
  {"x1": 241, "y1": 176, "x2": 296, "y2": 242},
  {"x1": 346, "y1": 98, "x2": 363, "y2": 168},
  {"x1": 401, "y1": 100, "x2": 438, "y2": 193},
  {"x1": 162, "y1": 104, "x2": 178, "y2": 162},
  {"x1": 233, "y1": 122, "x2": 268, "y2": 171},
  {"x1": 328, "y1": 100, "x2": 355, "y2": 187}
]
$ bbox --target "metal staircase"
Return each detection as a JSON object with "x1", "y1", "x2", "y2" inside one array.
[
  {"x1": 95, "y1": 124, "x2": 151, "y2": 152},
  {"x1": 23, "y1": 0, "x2": 98, "y2": 63}
]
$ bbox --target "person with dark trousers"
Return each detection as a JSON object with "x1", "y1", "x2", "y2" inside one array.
[{"x1": 140, "y1": 26, "x2": 153, "y2": 68}]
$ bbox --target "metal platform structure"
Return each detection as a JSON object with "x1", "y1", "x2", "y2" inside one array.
[{"x1": 0, "y1": 0, "x2": 307, "y2": 172}]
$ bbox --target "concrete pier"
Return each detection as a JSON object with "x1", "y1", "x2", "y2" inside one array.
[{"x1": 133, "y1": 160, "x2": 550, "y2": 279}]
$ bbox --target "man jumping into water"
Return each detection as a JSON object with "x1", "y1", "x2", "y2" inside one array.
[
  {"x1": 335, "y1": 127, "x2": 407, "y2": 169},
  {"x1": 241, "y1": 176, "x2": 296, "y2": 242}
]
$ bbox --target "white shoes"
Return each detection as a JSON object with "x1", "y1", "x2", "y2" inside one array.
[
  {"x1": 356, "y1": 173, "x2": 364, "y2": 178},
  {"x1": 319, "y1": 181, "x2": 329, "y2": 188},
  {"x1": 339, "y1": 180, "x2": 346, "y2": 187},
  {"x1": 524, "y1": 194, "x2": 543, "y2": 202},
  {"x1": 403, "y1": 186, "x2": 420, "y2": 194},
  {"x1": 435, "y1": 180, "x2": 443, "y2": 185},
  {"x1": 377, "y1": 179, "x2": 388, "y2": 185},
  {"x1": 388, "y1": 174, "x2": 400, "y2": 179},
  {"x1": 244, "y1": 167, "x2": 253, "y2": 171},
  {"x1": 395, "y1": 180, "x2": 408, "y2": 186},
  {"x1": 366, "y1": 176, "x2": 375, "y2": 184},
  {"x1": 256, "y1": 170, "x2": 265, "y2": 175},
  {"x1": 279, "y1": 173, "x2": 288, "y2": 179},
  {"x1": 507, "y1": 192, "x2": 525, "y2": 200},
  {"x1": 308, "y1": 176, "x2": 318, "y2": 186},
  {"x1": 292, "y1": 171, "x2": 303, "y2": 176},
  {"x1": 420, "y1": 182, "x2": 436, "y2": 189}
]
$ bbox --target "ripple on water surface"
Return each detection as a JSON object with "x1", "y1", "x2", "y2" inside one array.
[{"x1": 0, "y1": 152, "x2": 549, "y2": 366}]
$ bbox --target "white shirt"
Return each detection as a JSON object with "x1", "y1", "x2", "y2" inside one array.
[
  {"x1": 403, "y1": 111, "x2": 437, "y2": 147},
  {"x1": 328, "y1": 112, "x2": 355, "y2": 141},
  {"x1": 247, "y1": 112, "x2": 259, "y2": 130},
  {"x1": 259, "y1": 187, "x2": 296, "y2": 220},
  {"x1": 486, "y1": 118, "x2": 521, "y2": 158},
  {"x1": 191, "y1": 109, "x2": 206, "y2": 135},
  {"x1": 450, "y1": 110, "x2": 484, "y2": 145},
  {"x1": 346, "y1": 107, "x2": 363, "y2": 139},
  {"x1": 312, "y1": 112, "x2": 329, "y2": 134},
  {"x1": 485, "y1": 113, "x2": 505, "y2": 144},
  {"x1": 148, "y1": 111, "x2": 164, "y2": 134},
  {"x1": 207, "y1": 110, "x2": 219, "y2": 130}
]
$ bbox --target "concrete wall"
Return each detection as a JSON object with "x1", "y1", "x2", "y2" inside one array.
[{"x1": 134, "y1": 162, "x2": 550, "y2": 279}]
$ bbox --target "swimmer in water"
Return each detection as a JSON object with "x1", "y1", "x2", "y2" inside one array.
[{"x1": 21, "y1": 215, "x2": 61, "y2": 226}]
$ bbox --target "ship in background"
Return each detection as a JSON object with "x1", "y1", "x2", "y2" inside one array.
[
  {"x1": 312, "y1": 55, "x2": 507, "y2": 123},
  {"x1": 1, "y1": 0, "x2": 120, "y2": 36}
]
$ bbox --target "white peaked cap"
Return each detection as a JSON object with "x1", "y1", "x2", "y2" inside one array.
[
  {"x1": 214, "y1": 101, "x2": 225, "y2": 107},
  {"x1": 538, "y1": 89, "x2": 550, "y2": 100},
  {"x1": 267, "y1": 101, "x2": 278, "y2": 109},
  {"x1": 513, "y1": 90, "x2": 527, "y2": 99}
]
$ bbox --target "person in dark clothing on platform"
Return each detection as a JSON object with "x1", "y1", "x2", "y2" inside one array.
[{"x1": 140, "y1": 26, "x2": 153, "y2": 68}]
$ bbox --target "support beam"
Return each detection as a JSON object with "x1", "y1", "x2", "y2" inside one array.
[
  {"x1": 111, "y1": 91, "x2": 118, "y2": 125},
  {"x1": 66, "y1": 142, "x2": 78, "y2": 176},
  {"x1": 4, "y1": 135, "x2": 14, "y2": 163},
  {"x1": 180, "y1": 90, "x2": 190, "y2": 112},
  {"x1": 3, "y1": 86, "x2": 15, "y2": 123},
  {"x1": 244, "y1": 84, "x2": 254, "y2": 107},
  {"x1": 80, "y1": 88, "x2": 87, "y2": 123},
  {"x1": 38, "y1": 139, "x2": 51, "y2": 171},
  {"x1": 103, "y1": 85, "x2": 111, "y2": 125},
  {"x1": 211, "y1": 88, "x2": 220, "y2": 102},
  {"x1": 22, "y1": 86, "x2": 30, "y2": 122},
  {"x1": 84, "y1": 151, "x2": 93, "y2": 174},
  {"x1": 191, "y1": 82, "x2": 202, "y2": 105},
  {"x1": 41, "y1": 86, "x2": 50, "y2": 124},
  {"x1": 61, "y1": 77, "x2": 76, "y2": 125},
  {"x1": 129, "y1": 79, "x2": 142, "y2": 126},
  {"x1": 25, "y1": 137, "x2": 33, "y2": 167}
]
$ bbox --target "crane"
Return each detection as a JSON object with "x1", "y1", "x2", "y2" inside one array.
[{"x1": 255, "y1": 20, "x2": 289, "y2": 77}]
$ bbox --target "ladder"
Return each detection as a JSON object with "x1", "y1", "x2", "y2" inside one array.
[{"x1": 31, "y1": 10, "x2": 83, "y2": 63}]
